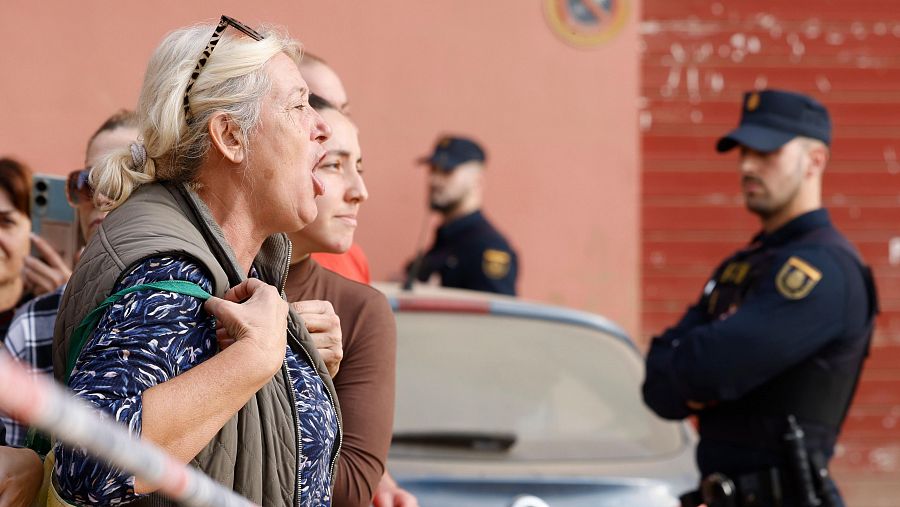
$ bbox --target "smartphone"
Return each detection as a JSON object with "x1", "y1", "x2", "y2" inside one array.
[{"x1": 31, "y1": 175, "x2": 77, "y2": 268}]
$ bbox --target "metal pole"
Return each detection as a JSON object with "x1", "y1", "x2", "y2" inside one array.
[{"x1": 0, "y1": 351, "x2": 258, "y2": 507}]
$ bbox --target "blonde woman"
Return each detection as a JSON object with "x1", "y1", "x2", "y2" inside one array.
[{"x1": 52, "y1": 16, "x2": 341, "y2": 506}]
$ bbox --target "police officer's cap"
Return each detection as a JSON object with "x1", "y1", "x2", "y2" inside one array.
[
  {"x1": 420, "y1": 136, "x2": 486, "y2": 172},
  {"x1": 716, "y1": 89, "x2": 831, "y2": 153}
]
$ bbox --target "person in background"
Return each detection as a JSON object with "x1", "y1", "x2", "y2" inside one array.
[
  {"x1": 300, "y1": 52, "x2": 419, "y2": 506},
  {"x1": 407, "y1": 135, "x2": 518, "y2": 295},
  {"x1": 70, "y1": 111, "x2": 137, "y2": 253},
  {"x1": 286, "y1": 94, "x2": 417, "y2": 507},
  {"x1": 1, "y1": 110, "x2": 138, "y2": 447},
  {"x1": 300, "y1": 52, "x2": 350, "y2": 113},
  {"x1": 643, "y1": 90, "x2": 878, "y2": 507},
  {"x1": 0, "y1": 159, "x2": 34, "y2": 341},
  {"x1": 0, "y1": 158, "x2": 44, "y2": 507},
  {"x1": 0, "y1": 159, "x2": 70, "y2": 302},
  {"x1": 300, "y1": 51, "x2": 371, "y2": 284}
]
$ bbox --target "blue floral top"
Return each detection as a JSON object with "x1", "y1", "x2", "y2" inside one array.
[{"x1": 54, "y1": 256, "x2": 337, "y2": 506}]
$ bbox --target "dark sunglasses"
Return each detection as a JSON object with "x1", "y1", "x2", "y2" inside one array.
[
  {"x1": 66, "y1": 169, "x2": 93, "y2": 204},
  {"x1": 183, "y1": 15, "x2": 265, "y2": 120}
]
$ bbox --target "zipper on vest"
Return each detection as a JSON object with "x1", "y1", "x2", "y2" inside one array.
[
  {"x1": 280, "y1": 239, "x2": 293, "y2": 297},
  {"x1": 327, "y1": 389, "x2": 343, "y2": 485},
  {"x1": 282, "y1": 240, "x2": 303, "y2": 506},
  {"x1": 283, "y1": 359, "x2": 303, "y2": 507},
  {"x1": 280, "y1": 237, "x2": 342, "y2": 485},
  {"x1": 281, "y1": 240, "x2": 344, "y2": 496}
]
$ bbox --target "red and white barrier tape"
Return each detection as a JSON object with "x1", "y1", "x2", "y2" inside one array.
[{"x1": 0, "y1": 351, "x2": 258, "y2": 507}]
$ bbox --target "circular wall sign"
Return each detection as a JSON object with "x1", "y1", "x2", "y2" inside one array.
[{"x1": 544, "y1": 0, "x2": 630, "y2": 48}]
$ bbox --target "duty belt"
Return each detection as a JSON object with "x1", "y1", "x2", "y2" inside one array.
[
  {"x1": 680, "y1": 468, "x2": 784, "y2": 507},
  {"x1": 679, "y1": 463, "x2": 836, "y2": 507}
]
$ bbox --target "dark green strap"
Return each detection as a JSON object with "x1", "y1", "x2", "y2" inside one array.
[
  {"x1": 25, "y1": 425, "x2": 53, "y2": 458},
  {"x1": 65, "y1": 280, "x2": 212, "y2": 384}
]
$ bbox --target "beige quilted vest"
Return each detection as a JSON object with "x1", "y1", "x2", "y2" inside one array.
[{"x1": 51, "y1": 182, "x2": 341, "y2": 507}]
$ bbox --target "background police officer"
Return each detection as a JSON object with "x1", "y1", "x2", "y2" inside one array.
[
  {"x1": 643, "y1": 90, "x2": 878, "y2": 507},
  {"x1": 406, "y1": 135, "x2": 518, "y2": 295}
]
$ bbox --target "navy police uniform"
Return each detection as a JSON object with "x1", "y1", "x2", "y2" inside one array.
[
  {"x1": 416, "y1": 210, "x2": 518, "y2": 295},
  {"x1": 411, "y1": 136, "x2": 518, "y2": 296},
  {"x1": 643, "y1": 90, "x2": 878, "y2": 507}
]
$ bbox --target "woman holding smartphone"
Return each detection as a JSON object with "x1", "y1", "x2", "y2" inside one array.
[{"x1": 1, "y1": 110, "x2": 138, "y2": 447}]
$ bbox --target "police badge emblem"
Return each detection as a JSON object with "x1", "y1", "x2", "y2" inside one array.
[
  {"x1": 482, "y1": 249, "x2": 511, "y2": 279},
  {"x1": 775, "y1": 256, "x2": 822, "y2": 300}
]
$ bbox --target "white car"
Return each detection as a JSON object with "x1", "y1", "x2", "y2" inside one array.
[{"x1": 377, "y1": 283, "x2": 699, "y2": 507}]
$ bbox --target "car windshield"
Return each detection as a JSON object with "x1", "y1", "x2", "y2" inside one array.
[{"x1": 392, "y1": 312, "x2": 685, "y2": 461}]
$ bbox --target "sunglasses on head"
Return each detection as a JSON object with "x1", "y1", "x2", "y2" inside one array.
[
  {"x1": 66, "y1": 169, "x2": 93, "y2": 204},
  {"x1": 183, "y1": 15, "x2": 265, "y2": 121}
]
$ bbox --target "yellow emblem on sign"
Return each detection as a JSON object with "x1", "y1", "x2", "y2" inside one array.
[
  {"x1": 775, "y1": 256, "x2": 822, "y2": 300},
  {"x1": 746, "y1": 92, "x2": 761, "y2": 112},
  {"x1": 483, "y1": 249, "x2": 511, "y2": 280}
]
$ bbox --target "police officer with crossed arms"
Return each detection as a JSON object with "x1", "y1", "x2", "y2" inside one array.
[{"x1": 643, "y1": 89, "x2": 878, "y2": 507}]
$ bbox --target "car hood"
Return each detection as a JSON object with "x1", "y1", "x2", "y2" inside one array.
[{"x1": 389, "y1": 453, "x2": 698, "y2": 507}]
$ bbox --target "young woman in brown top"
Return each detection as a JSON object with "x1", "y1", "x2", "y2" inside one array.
[{"x1": 286, "y1": 95, "x2": 408, "y2": 507}]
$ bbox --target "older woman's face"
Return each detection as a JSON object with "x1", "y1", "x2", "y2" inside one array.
[
  {"x1": 249, "y1": 53, "x2": 331, "y2": 234},
  {"x1": 0, "y1": 190, "x2": 31, "y2": 286}
]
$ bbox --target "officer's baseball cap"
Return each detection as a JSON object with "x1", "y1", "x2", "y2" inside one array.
[
  {"x1": 419, "y1": 136, "x2": 486, "y2": 172},
  {"x1": 716, "y1": 89, "x2": 831, "y2": 153}
]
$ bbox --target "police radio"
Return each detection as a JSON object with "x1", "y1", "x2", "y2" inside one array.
[
  {"x1": 783, "y1": 415, "x2": 822, "y2": 507},
  {"x1": 402, "y1": 209, "x2": 435, "y2": 291}
]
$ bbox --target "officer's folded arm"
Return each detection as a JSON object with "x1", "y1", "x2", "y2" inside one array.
[
  {"x1": 643, "y1": 338, "x2": 694, "y2": 419},
  {"x1": 642, "y1": 304, "x2": 708, "y2": 419},
  {"x1": 646, "y1": 249, "x2": 846, "y2": 414}
]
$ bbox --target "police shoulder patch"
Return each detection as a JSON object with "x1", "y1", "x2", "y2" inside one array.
[
  {"x1": 775, "y1": 256, "x2": 822, "y2": 300},
  {"x1": 482, "y1": 249, "x2": 511, "y2": 280}
]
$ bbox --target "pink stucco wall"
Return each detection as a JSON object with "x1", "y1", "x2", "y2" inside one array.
[{"x1": 0, "y1": 1, "x2": 641, "y2": 334}]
